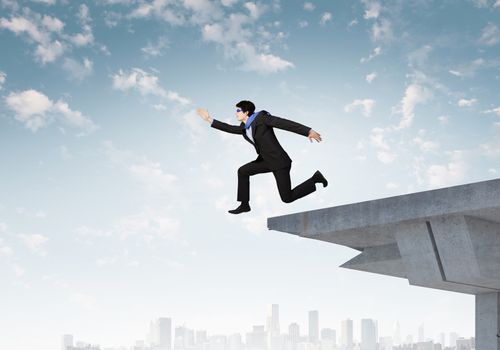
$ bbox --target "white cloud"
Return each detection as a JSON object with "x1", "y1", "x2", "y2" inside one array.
[
  {"x1": 470, "y1": 0, "x2": 488, "y2": 7},
  {"x1": 320, "y1": 12, "x2": 332, "y2": 25},
  {"x1": 42, "y1": 15, "x2": 64, "y2": 32},
  {"x1": 244, "y1": 2, "x2": 266, "y2": 19},
  {"x1": 62, "y1": 57, "x2": 93, "y2": 81},
  {"x1": 75, "y1": 225, "x2": 112, "y2": 238},
  {"x1": 413, "y1": 136, "x2": 439, "y2": 152},
  {"x1": 221, "y1": 0, "x2": 238, "y2": 6},
  {"x1": 386, "y1": 182, "x2": 400, "y2": 190},
  {"x1": 344, "y1": 99, "x2": 376, "y2": 117},
  {"x1": 369, "y1": 127, "x2": 397, "y2": 164},
  {"x1": 360, "y1": 46, "x2": 381, "y2": 63},
  {"x1": 299, "y1": 20, "x2": 309, "y2": 28},
  {"x1": 370, "y1": 127, "x2": 389, "y2": 150},
  {"x1": 5, "y1": 89, "x2": 53, "y2": 131},
  {"x1": 112, "y1": 68, "x2": 191, "y2": 104},
  {"x1": 426, "y1": 151, "x2": 466, "y2": 188},
  {"x1": 377, "y1": 151, "x2": 397, "y2": 164},
  {"x1": 366, "y1": 72, "x2": 377, "y2": 83},
  {"x1": 395, "y1": 84, "x2": 430, "y2": 129},
  {"x1": 362, "y1": 0, "x2": 381, "y2": 19},
  {"x1": 458, "y1": 98, "x2": 477, "y2": 107},
  {"x1": 0, "y1": 15, "x2": 65, "y2": 64},
  {"x1": 128, "y1": 160, "x2": 178, "y2": 192},
  {"x1": 236, "y1": 41, "x2": 294, "y2": 74},
  {"x1": 438, "y1": 115, "x2": 449, "y2": 124},
  {"x1": 114, "y1": 210, "x2": 180, "y2": 240},
  {"x1": 483, "y1": 106, "x2": 500, "y2": 116},
  {"x1": 0, "y1": 16, "x2": 48, "y2": 43},
  {"x1": 304, "y1": 2, "x2": 315, "y2": 11},
  {"x1": 478, "y1": 23, "x2": 499, "y2": 46},
  {"x1": 18, "y1": 233, "x2": 49, "y2": 256},
  {"x1": 141, "y1": 36, "x2": 169, "y2": 57},
  {"x1": 31, "y1": 0, "x2": 56, "y2": 4},
  {"x1": 5, "y1": 89, "x2": 97, "y2": 132},
  {"x1": 495, "y1": 0, "x2": 500, "y2": 7},
  {"x1": 34, "y1": 39, "x2": 64, "y2": 63},
  {"x1": 372, "y1": 18, "x2": 392, "y2": 42},
  {"x1": 201, "y1": 12, "x2": 294, "y2": 74},
  {"x1": 0, "y1": 71, "x2": 6, "y2": 89}
]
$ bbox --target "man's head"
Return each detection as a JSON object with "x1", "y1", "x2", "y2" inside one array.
[{"x1": 235, "y1": 100, "x2": 255, "y2": 122}]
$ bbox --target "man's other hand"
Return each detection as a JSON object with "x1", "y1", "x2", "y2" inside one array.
[{"x1": 308, "y1": 129, "x2": 322, "y2": 143}]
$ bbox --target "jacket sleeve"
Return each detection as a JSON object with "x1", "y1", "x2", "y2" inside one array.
[
  {"x1": 262, "y1": 115, "x2": 311, "y2": 137},
  {"x1": 211, "y1": 119, "x2": 244, "y2": 135}
]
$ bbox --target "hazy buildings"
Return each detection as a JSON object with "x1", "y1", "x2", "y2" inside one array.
[
  {"x1": 158, "y1": 318, "x2": 172, "y2": 350},
  {"x1": 267, "y1": 304, "x2": 282, "y2": 350},
  {"x1": 379, "y1": 336, "x2": 393, "y2": 350},
  {"x1": 308, "y1": 311, "x2": 319, "y2": 344},
  {"x1": 62, "y1": 334, "x2": 74, "y2": 350},
  {"x1": 246, "y1": 325, "x2": 267, "y2": 350},
  {"x1": 340, "y1": 319, "x2": 353, "y2": 350},
  {"x1": 360, "y1": 319, "x2": 377, "y2": 350}
]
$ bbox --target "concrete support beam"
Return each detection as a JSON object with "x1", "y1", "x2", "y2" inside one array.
[{"x1": 476, "y1": 292, "x2": 500, "y2": 350}]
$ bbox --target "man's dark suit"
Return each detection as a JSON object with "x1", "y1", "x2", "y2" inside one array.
[{"x1": 211, "y1": 110, "x2": 317, "y2": 203}]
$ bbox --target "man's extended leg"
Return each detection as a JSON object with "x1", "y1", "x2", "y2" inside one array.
[
  {"x1": 273, "y1": 166, "x2": 327, "y2": 203},
  {"x1": 230, "y1": 160, "x2": 271, "y2": 214}
]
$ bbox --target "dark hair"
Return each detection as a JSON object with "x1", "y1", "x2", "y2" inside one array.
[{"x1": 236, "y1": 100, "x2": 255, "y2": 115}]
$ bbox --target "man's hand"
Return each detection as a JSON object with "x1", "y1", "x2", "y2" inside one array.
[
  {"x1": 196, "y1": 108, "x2": 213, "y2": 124},
  {"x1": 308, "y1": 129, "x2": 322, "y2": 143}
]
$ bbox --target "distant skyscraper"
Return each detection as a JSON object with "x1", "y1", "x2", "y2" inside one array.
[
  {"x1": 340, "y1": 319, "x2": 353, "y2": 350},
  {"x1": 361, "y1": 319, "x2": 377, "y2": 350},
  {"x1": 267, "y1": 304, "x2": 281, "y2": 350},
  {"x1": 393, "y1": 322, "x2": 401, "y2": 346},
  {"x1": 437, "y1": 332, "x2": 445, "y2": 347},
  {"x1": 289, "y1": 323, "x2": 300, "y2": 344},
  {"x1": 449, "y1": 333, "x2": 459, "y2": 348},
  {"x1": 308, "y1": 311, "x2": 319, "y2": 343},
  {"x1": 62, "y1": 334, "x2": 73, "y2": 350},
  {"x1": 158, "y1": 317, "x2": 172, "y2": 350},
  {"x1": 269, "y1": 304, "x2": 280, "y2": 335},
  {"x1": 418, "y1": 323, "x2": 424, "y2": 343}
]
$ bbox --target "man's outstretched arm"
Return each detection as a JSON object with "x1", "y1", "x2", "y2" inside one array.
[
  {"x1": 196, "y1": 108, "x2": 243, "y2": 135},
  {"x1": 263, "y1": 114, "x2": 322, "y2": 143}
]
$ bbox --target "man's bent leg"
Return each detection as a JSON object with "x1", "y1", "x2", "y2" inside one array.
[
  {"x1": 237, "y1": 160, "x2": 272, "y2": 202},
  {"x1": 273, "y1": 166, "x2": 316, "y2": 203}
]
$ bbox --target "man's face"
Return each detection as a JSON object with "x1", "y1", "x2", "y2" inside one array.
[{"x1": 235, "y1": 108, "x2": 248, "y2": 122}]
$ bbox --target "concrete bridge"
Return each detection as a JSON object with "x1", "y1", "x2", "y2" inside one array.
[{"x1": 268, "y1": 178, "x2": 500, "y2": 349}]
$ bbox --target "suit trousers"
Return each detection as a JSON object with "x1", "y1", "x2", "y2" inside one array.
[{"x1": 237, "y1": 160, "x2": 316, "y2": 203}]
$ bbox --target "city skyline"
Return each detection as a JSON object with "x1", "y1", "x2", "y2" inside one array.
[{"x1": 61, "y1": 304, "x2": 475, "y2": 350}]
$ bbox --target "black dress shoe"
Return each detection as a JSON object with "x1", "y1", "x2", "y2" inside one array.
[
  {"x1": 228, "y1": 203, "x2": 251, "y2": 214},
  {"x1": 313, "y1": 170, "x2": 328, "y2": 188}
]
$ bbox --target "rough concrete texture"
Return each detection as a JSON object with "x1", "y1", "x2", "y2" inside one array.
[{"x1": 267, "y1": 178, "x2": 500, "y2": 295}]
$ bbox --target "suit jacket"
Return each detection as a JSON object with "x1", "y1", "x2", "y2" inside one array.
[{"x1": 211, "y1": 110, "x2": 311, "y2": 170}]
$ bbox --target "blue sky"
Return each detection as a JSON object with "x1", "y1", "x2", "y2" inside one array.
[{"x1": 1, "y1": 0, "x2": 499, "y2": 349}]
